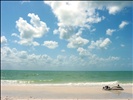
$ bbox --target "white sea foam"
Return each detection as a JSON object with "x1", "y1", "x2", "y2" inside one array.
[{"x1": 1, "y1": 80, "x2": 133, "y2": 87}]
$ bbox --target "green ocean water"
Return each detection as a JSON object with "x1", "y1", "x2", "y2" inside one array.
[{"x1": 1, "y1": 70, "x2": 133, "y2": 85}]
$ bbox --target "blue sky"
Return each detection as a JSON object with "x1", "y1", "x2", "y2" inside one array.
[{"x1": 1, "y1": 1, "x2": 132, "y2": 71}]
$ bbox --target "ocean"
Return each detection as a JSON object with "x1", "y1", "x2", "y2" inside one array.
[{"x1": 1, "y1": 70, "x2": 133, "y2": 86}]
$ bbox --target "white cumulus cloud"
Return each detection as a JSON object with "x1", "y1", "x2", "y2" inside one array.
[
  {"x1": 32, "y1": 41, "x2": 40, "y2": 46},
  {"x1": 100, "y1": 38, "x2": 111, "y2": 49},
  {"x1": 58, "y1": 26, "x2": 74, "y2": 40},
  {"x1": 77, "y1": 47, "x2": 90, "y2": 56},
  {"x1": 119, "y1": 21, "x2": 129, "y2": 29},
  {"x1": 1, "y1": 36, "x2": 7, "y2": 44},
  {"x1": 43, "y1": 41, "x2": 58, "y2": 49},
  {"x1": 88, "y1": 39, "x2": 103, "y2": 49},
  {"x1": 88, "y1": 38, "x2": 111, "y2": 49},
  {"x1": 87, "y1": 16, "x2": 105, "y2": 24},
  {"x1": 107, "y1": 6, "x2": 120, "y2": 15},
  {"x1": 44, "y1": 1, "x2": 105, "y2": 41},
  {"x1": 16, "y1": 13, "x2": 49, "y2": 46},
  {"x1": 106, "y1": 29, "x2": 116, "y2": 36},
  {"x1": 11, "y1": 33, "x2": 20, "y2": 38},
  {"x1": 106, "y1": 1, "x2": 132, "y2": 15},
  {"x1": 67, "y1": 35, "x2": 89, "y2": 48}
]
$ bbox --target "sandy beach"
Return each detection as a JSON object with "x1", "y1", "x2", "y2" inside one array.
[{"x1": 1, "y1": 84, "x2": 133, "y2": 100}]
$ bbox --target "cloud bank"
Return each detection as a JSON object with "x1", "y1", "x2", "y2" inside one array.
[{"x1": 1, "y1": 46, "x2": 122, "y2": 70}]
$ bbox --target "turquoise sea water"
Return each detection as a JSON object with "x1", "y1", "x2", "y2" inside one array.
[{"x1": 1, "y1": 70, "x2": 133, "y2": 86}]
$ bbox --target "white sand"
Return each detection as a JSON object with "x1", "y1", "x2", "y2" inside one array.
[{"x1": 1, "y1": 85, "x2": 133, "y2": 100}]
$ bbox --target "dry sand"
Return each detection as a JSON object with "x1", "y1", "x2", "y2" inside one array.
[{"x1": 1, "y1": 85, "x2": 133, "y2": 100}]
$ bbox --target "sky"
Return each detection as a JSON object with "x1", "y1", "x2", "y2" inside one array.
[{"x1": 1, "y1": 1, "x2": 133, "y2": 71}]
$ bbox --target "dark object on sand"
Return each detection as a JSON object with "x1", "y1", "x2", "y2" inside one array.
[
  {"x1": 103, "y1": 84, "x2": 124, "y2": 91},
  {"x1": 111, "y1": 85, "x2": 124, "y2": 90},
  {"x1": 103, "y1": 85, "x2": 111, "y2": 90}
]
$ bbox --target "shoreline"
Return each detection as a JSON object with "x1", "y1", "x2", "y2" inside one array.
[{"x1": 1, "y1": 84, "x2": 133, "y2": 100}]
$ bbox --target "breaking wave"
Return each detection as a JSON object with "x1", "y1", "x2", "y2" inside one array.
[{"x1": 1, "y1": 80, "x2": 133, "y2": 86}]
